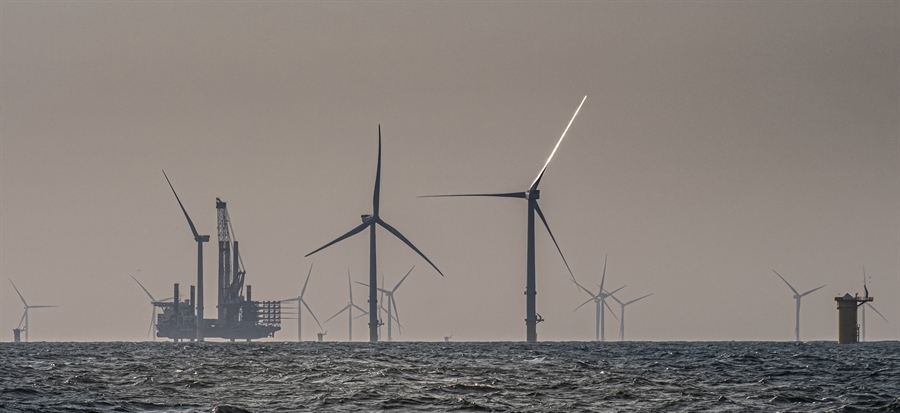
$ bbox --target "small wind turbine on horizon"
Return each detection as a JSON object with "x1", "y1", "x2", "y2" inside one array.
[
  {"x1": 571, "y1": 255, "x2": 625, "y2": 342},
  {"x1": 422, "y1": 96, "x2": 586, "y2": 342},
  {"x1": 280, "y1": 264, "x2": 323, "y2": 342},
  {"x1": 861, "y1": 267, "x2": 888, "y2": 342},
  {"x1": 9, "y1": 279, "x2": 58, "y2": 342},
  {"x1": 608, "y1": 292, "x2": 652, "y2": 341},
  {"x1": 357, "y1": 266, "x2": 415, "y2": 342},
  {"x1": 131, "y1": 276, "x2": 173, "y2": 341},
  {"x1": 305, "y1": 126, "x2": 443, "y2": 343},
  {"x1": 323, "y1": 270, "x2": 369, "y2": 342},
  {"x1": 773, "y1": 270, "x2": 826, "y2": 342}
]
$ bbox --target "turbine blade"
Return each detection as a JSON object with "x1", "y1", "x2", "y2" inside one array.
[
  {"x1": 625, "y1": 293, "x2": 653, "y2": 306},
  {"x1": 347, "y1": 270, "x2": 353, "y2": 304},
  {"x1": 574, "y1": 296, "x2": 595, "y2": 312},
  {"x1": 302, "y1": 300, "x2": 323, "y2": 330},
  {"x1": 391, "y1": 297, "x2": 401, "y2": 327},
  {"x1": 305, "y1": 218, "x2": 373, "y2": 257},
  {"x1": 280, "y1": 297, "x2": 301, "y2": 302},
  {"x1": 351, "y1": 303, "x2": 369, "y2": 314},
  {"x1": 800, "y1": 284, "x2": 826, "y2": 297},
  {"x1": 300, "y1": 263, "x2": 314, "y2": 298},
  {"x1": 866, "y1": 303, "x2": 889, "y2": 323},
  {"x1": 17, "y1": 311, "x2": 26, "y2": 329},
  {"x1": 393, "y1": 266, "x2": 415, "y2": 293},
  {"x1": 773, "y1": 270, "x2": 799, "y2": 296},
  {"x1": 324, "y1": 305, "x2": 350, "y2": 324},
  {"x1": 148, "y1": 307, "x2": 155, "y2": 337},
  {"x1": 9, "y1": 279, "x2": 28, "y2": 306},
  {"x1": 374, "y1": 125, "x2": 382, "y2": 217},
  {"x1": 603, "y1": 285, "x2": 627, "y2": 298},
  {"x1": 353, "y1": 312, "x2": 368, "y2": 320},
  {"x1": 604, "y1": 299, "x2": 619, "y2": 321},
  {"x1": 162, "y1": 170, "x2": 201, "y2": 239},
  {"x1": 608, "y1": 293, "x2": 625, "y2": 306},
  {"x1": 598, "y1": 254, "x2": 608, "y2": 294},
  {"x1": 28, "y1": 305, "x2": 57, "y2": 309},
  {"x1": 570, "y1": 278, "x2": 597, "y2": 298},
  {"x1": 534, "y1": 201, "x2": 574, "y2": 280},
  {"x1": 530, "y1": 95, "x2": 586, "y2": 191},
  {"x1": 131, "y1": 276, "x2": 156, "y2": 301},
  {"x1": 419, "y1": 191, "x2": 527, "y2": 199},
  {"x1": 376, "y1": 218, "x2": 444, "y2": 276}
]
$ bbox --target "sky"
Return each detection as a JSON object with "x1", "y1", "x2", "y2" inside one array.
[{"x1": 1, "y1": 2, "x2": 898, "y2": 343}]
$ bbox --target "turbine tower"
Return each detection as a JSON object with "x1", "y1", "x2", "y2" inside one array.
[
  {"x1": 422, "y1": 96, "x2": 586, "y2": 342},
  {"x1": 9, "y1": 280, "x2": 57, "y2": 342},
  {"x1": 860, "y1": 267, "x2": 888, "y2": 341},
  {"x1": 572, "y1": 256, "x2": 625, "y2": 341},
  {"x1": 305, "y1": 126, "x2": 443, "y2": 343},
  {"x1": 608, "y1": 292, "x2": 652, "y2": 341},
  {"x1": 357, "y1": 266, "x2": 414, "y2": 341},
  {"x1": 280, "y1": 264, "x2": 323, "y2": 342},
  {"x1": 773, "y1": 270, "x2": 826, "y2": 342},
  {"x1": 324, "y1": 270, "x2": 369, "y2": 342},
  {"x1": 131, "y1": 276, "x2": 173, "y2": 341},
  {"x1": 163, "y1": 171, "x2": 210, "y2": 341}
]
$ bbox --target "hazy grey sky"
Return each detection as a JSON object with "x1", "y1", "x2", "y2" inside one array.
[{"x1": 2, "y1": 2, "x2": 898, "y2": 342}]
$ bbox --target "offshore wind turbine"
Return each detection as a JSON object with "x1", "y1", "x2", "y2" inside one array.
[
  {"x1": 860, "y1": 267, "x2": 888, "y2": 341},
  {"x1": 608, "y1": 292, "x2": 652, "y2": 341},
  {"x1": 773, "y1": 270, "x2": 826, "y2": 342},
  {"x1": 163, "y1": 170, "x2": 210, "y2": 341},
  {"x1": 572, "y1": 256, "x2": 625, "y2": 341},
  {"x1": 357, "y1": 266, "x2": 415, "y2": 341},
  {"x1": 422, "y1": 96, "x2": 586, "y2": 342},
  {"x1": 131, "y1": 276, "x2": 173, "y2": 341},
  {"x1": 9, "y1": 280, "x2": 57, "y2": 342},
  {"x1": 280, "y1": 264, "x2": 323, "y2": 342},
  {"x1": 305, "y1": 126, "x2": 443, "y2": 343},
  {"x1": 324, "y1": 270, "x2": 369, "y2": 341}
]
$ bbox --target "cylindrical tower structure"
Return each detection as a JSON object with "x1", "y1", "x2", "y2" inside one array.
[{"x1": 835, "y1": 294, "x2": 858, "y2": 344}]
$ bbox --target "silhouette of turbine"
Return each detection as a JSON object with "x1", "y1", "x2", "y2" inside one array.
[
  {"x1": 9, "y1": 279, "x2": 57, "y2": 342},
  {"x1": 773, "y1": 270, "x2": 826, "y2": 342}
]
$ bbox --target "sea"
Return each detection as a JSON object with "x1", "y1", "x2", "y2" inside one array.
[{"x1": 1, "y1": 341, "x2": 898, "y2": 412}]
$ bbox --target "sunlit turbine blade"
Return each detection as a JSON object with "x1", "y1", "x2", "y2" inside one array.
[
  {"x1": 305, "y1": 219, "x2": 374, "y2": 257},
  {"x1": 419, "y1": 191, "x2": 527, "y2": 199},
  {"x1": 374, "y1": 125, "x2": 382, "y2": 217},
  {"x1": 534, "y1": 201, "x2": 574, "y2": 280},
  {"x1": 300, "y1": 263, "x2": 314, "y2": 299},
  {"x1": 9, "y1": 279, "x2": 28, "y2": 306},
  {"x1": 131, "y1": 276, "x2": 157, "y2": 302},
  {"x1": 625, "y1": 293, "x2": 653, "y2": 306},
  {"x1": 773, "y1": 270, "x2": 799, "y2": 296},
  {"x1": 302, "y1": 300, "x2": 323, "y2": 330},
  {"x1": 800, "y1": 284, "x2": 826, "y2": 297},
  {"x1": 162, "y1": 170, "x2": 201, "y2": 239},
  {"x1": 393, "y1": 266, "x2": 415, "y2": 293},
  {"x1": 376, "y1": 218, "x2": 444, "y2": 276},
  {"x1": 530, "y1": 95, "x2": 587, "y2": 191}
]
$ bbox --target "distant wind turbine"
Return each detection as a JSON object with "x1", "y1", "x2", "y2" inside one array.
[
  {"x1": 773, "y1": 270, "x2": 826, "y2": 342},
  {"x1": 305, "y1": 126, "x2": 443, "y2": 343},
  {"x1": 131, "y1": 276, "x2": 173, "y2": 341},
  {"x1": 571, "y1": 255, "x2": 625, "y2": 341},
  {"x1": 422, "y1": 96, "x2": 586, "y2": 342},
  {"x1": 323, "y1": 270, "x2": 369, "y2": 342},
  {"x1": 9, "y1": 279, "x2": 58, "y2": 342},
  {"x1": 608, "y1": 292, "x2": 652, "y2": 341},
  {"x1": 280, "y1": 264, "x2": 323, "y2": 342},
  {"x1": 861, "y1": 267, "x2": 888, "y2": 342},
  {"x1": 357, "y1": 266, "x2": 415, "y2": 341}
]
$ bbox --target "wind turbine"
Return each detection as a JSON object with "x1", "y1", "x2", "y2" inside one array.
[
  {"x1": 280, "y1": 264, "x2": 323, "y2": 342},
  {"x1": 608, "y1": 292, "x2": 652, "y2": 341},
  {"x1": 422, "y1": 96, "x2": 586, "y2": 342},
  {"x1": 163, "y1": 170, "x2": 210, "y2": 341},
  {"x1": 131, "y1": 276, "x2": 173, "y2": 341},
  {"x1": 773, "y1": 270, "x2": 826, "y2": 342},
  {"x1": 357, "y1": 266, "x2": 414, "y2": 341},
  {"x1": 860, "y1": 267, "x2": 888, "y2": 341},
  {"x1": 305, "y1": 126, "x2": 443, "y2": 343},
  {"x1": 9, "y1": 280, "x2": 57, "y2": 342},
  {"x1": 572, "y1": 255, "x2": 625, "y2": 341},
  {"x1": 324, "y1": 270, "x2": 369, "y2": 341}
]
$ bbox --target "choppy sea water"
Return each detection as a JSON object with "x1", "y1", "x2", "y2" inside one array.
[{"x1": 1, "y1": 341, "x2": 898, "y2": 412}]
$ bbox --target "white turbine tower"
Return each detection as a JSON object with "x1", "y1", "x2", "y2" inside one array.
[
  {"x1": 773, "y1": 270, "x2": 826, "y2": 342},
  {"x1": 281, "y1": 264, "x2": 322, "y2": 342},
  {"x1": 609, "y1": 292, "x2": 652, "y2": 341},
  {"x1": 323, "y1": 270, "x2": 369, "y2": 341},
  {"x1": 861, "y1": 267, "x2": 888, "y2": 341},
  {"x1": 358, "y1": 266, "x2": 414, "y2": 341},
  {"x1": 571, "y1": 255, "x2": 625, "y2": 341},
  {"x1": 9, "y1": 279, "x2": 57, "y2": 342},
  {"x1": 131, "y1": 276, "x2": 173, "y2": 341}
]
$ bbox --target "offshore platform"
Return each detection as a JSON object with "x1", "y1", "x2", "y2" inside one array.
[{"x1": 160, "y1": 172, "x2": 281, "y2": 342}]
